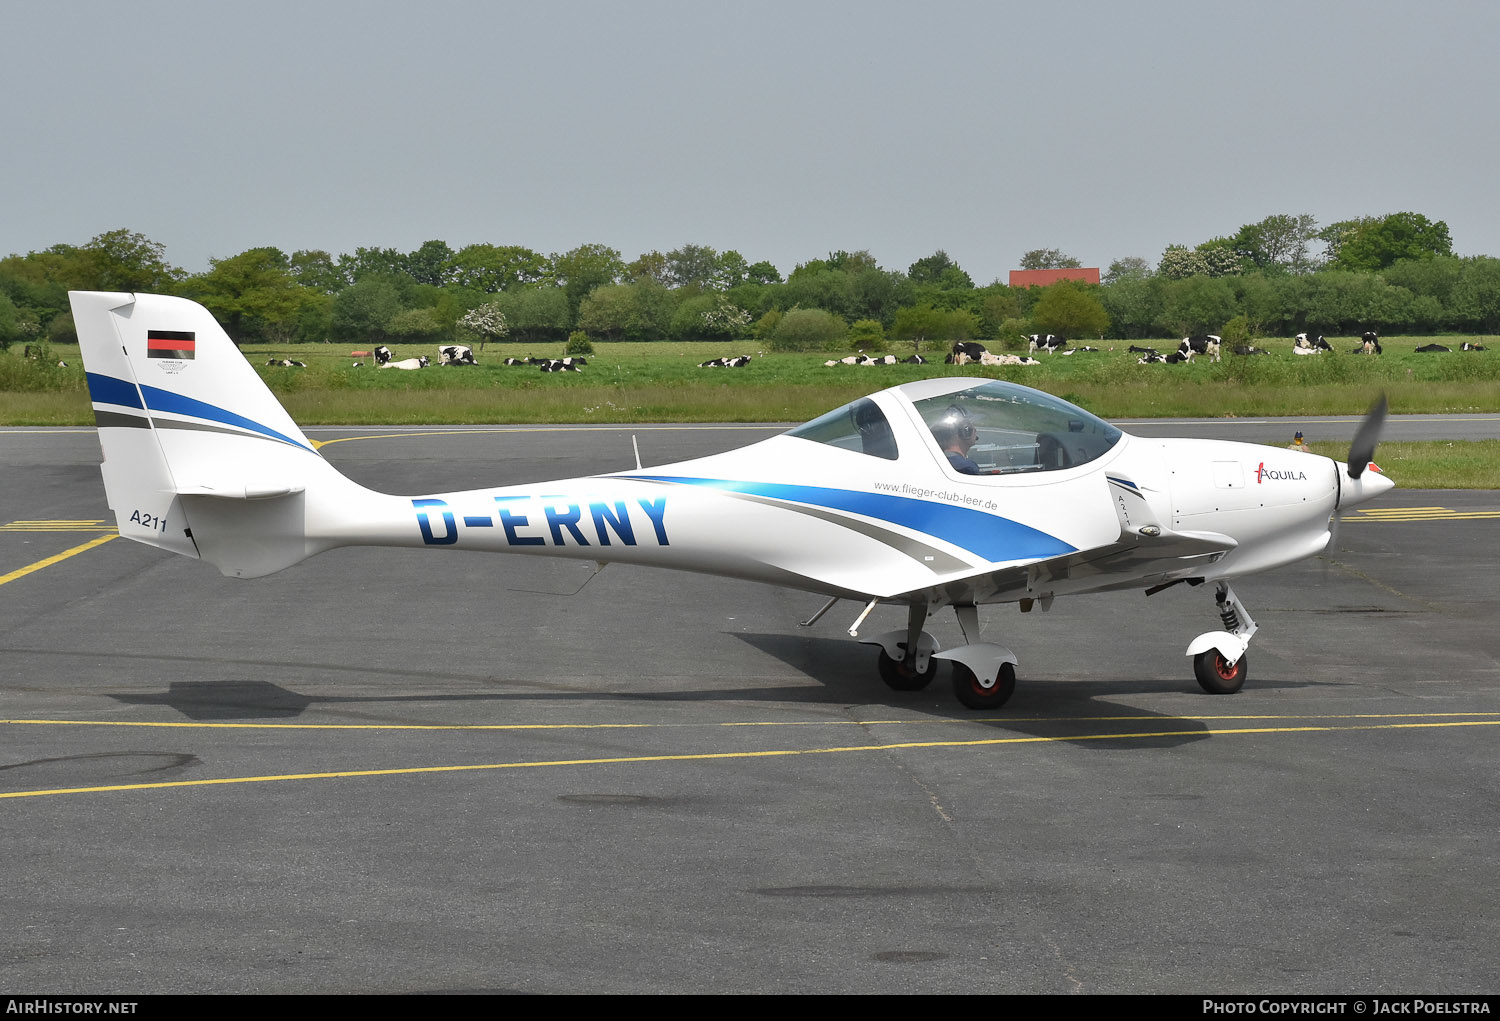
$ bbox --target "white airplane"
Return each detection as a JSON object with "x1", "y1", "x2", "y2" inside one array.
[{"x1": 68, "y1": 291, "x2": 1395, "y2": 710}]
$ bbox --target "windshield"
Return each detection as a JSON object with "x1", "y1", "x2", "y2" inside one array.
[
  {"x1": 913, "y1": 380, "x2": 1121, "y2": 475},
  {"x1": 785, "y1": 397, "x2": 899, "y2": 460}
]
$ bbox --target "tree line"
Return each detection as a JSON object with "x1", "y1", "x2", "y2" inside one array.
[{"x1": 2, "y1": 211, "x2": 1495, "y2": 355}]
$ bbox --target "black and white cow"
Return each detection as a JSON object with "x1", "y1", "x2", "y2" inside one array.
[
  {"x1": 439, "y1": 344, "x2": 477, "y2": 366},
  {"x1": 1180, "y1": 335, "x2": 1221, "y2": 362},
  {"x1": 373, "y1": 345, "x2": 393, "y2": 365},
  {"x1": 698, "y1": 355, "x2": 753, "y2": 368},
  {"x1": 1027, "y1": 334, "x2": 1068, "y2": 354},
  {"x1": 1294, "y1": 333, "x2": 1332, "y2": 352},
  {"x1": 1415, "y1": 344, "x2": 1451, "y2": 353},
  {"x1": 380, "y1": 355, "x2": 430, "y2": 370},
  {"x1": 1354, "y1": 331, "x2": 1382, "y2": 355},
  {"x1": 1460, "y1": 342, "x2": 1487, "y2": 351},
  {"x1": 1232, "y1": 344, "x2": 1269, "y2": 356},
  {"x1": 539, "y1": 358, "x2": 585, "y2": 372},
  {"x1": 264, "y1": 358, "x2": 306, "y2": 367},
  {"x1": 946, "y1": 341, "x2": 990, "y2": 365}
]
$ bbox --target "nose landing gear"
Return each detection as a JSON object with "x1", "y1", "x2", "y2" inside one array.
[{"x1": 1186, "y1": 582, "x2": 1257, "y2": 694}]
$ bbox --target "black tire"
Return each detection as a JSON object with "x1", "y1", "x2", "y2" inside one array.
[
  {"x1": 877, "y1": 647, "x2": 936, "y2": 691},
  {"x1": 952, "y1": 661, "x2": 1016, "y2": 710},
  {"x1": 1193, "y1": 649, "x2": 1248, "y2": 694}
]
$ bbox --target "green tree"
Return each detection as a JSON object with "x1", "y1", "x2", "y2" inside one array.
[
  {"x1": 387, "y1": 307, "x2": 446, "y2": 342},
  {"x1": 625, "y1": 250, "x2": 671, "y2": 285},
  {"x1": 769, "y1": 307, "x2": 846, "y2": 351},
  {"x1": 1019, "y1": 248, "x2": 1082, "y2": 270},
  {"x1": 745, "y1": 260, "x2": 783, "y2": 285},
  {"x1": 1331, "y1": 212, "x2": 1454, "y2": 272},
  {"x1": 908, "y1": 250, "x2": 973, "y2": 289},
  {"x1": 330, "y1": 277, "x2": 403, "y2": 343},
  {"x1": 1030, "y1": 282, "x2": 1109, "y2": 337},
  {"x1": 891, "y1": 304, "x2": 977, "y2": 354},
  {"x1": 183, "y1": 246, "x2": 306, "y2": 343},
  {"x1": 78, "y1": 229, "x2": 181, "y2": 291},
  {"x1": 551, "y1": 243, "x2": 624, "y2": 314},
  {"x1": 1158, "y1": 276, "x2": 1237, "y2": 336},
  {"x1": 1102, "y1": 256, "x2": 1152, "y2": 284},
  {"x1": 405, "y1": 240, "x2": 455, "y2": 287},
  {"x1": 493, "y1": 287, "x2": 572, "y2": 343},
  {"x1": 667, "y1": 243, "x2": 719, "y2": 290},
  {"x1": 451, "y1": 244, "x2": 550, "y2": 292},
  {"x1": 289, "y1": 249, "x2": 347, "y2": 293},
  {"x1": 1231, "y1": 213, "x2": 1319, "y2": 272},
  {"x1": 846, "y1": 318, "x2": 886, "y2": 352}
]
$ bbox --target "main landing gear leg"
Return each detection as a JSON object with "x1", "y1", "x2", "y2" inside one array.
[
  {"x1": 868, "y1": 602, "x2": 939, "y2": 691},
  {"x1": 1185, "y1": 582, "x2": 1258, "y2": 695}
]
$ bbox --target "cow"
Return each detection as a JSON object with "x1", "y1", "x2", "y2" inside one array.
[
  {"x1": 1137, "y1": 352, "x2": 1167, "y2": 364},
  {"x1": 1460, "y1": 342, "x2": 1487, "y2": 351},
  {"x1": 373, "y1": 345, "x2": 393, "y2": 365},
  {"x1": 538, "y1": 358, "x2": 583, "y2": 372},
  {"x1": 1294, "y1": 333, "x2": 1331, "y2": 351},
  {"x1": 1059, "y1": 346, "x2": 1099, "y2": 355},
  {"x1": 1354, "y1": 331, "x2": 1382, "y2": 355},
  {"x1": 699, "y1": 355, "x2": 754, "y2": 368},
  {"x1": 1128, "y1": 345, "x2": 1159, "y2": 357},
  {"x1": 1232, "y1": 345, "x2": 1269, "y2": 356},
  {"x1": 946, "y1": 341, "x2": 990, "y2": 365},
  {"x1": 902, "y1": 354, "x2": 927, "y2": 364},
  {"x1": 1180, "y1": 335, "x2": 1221, "y2": 362},
  {"x1": 1027, "y1": 334, "x2": 1068, "y2": 354},
  {"x1": 381, "y1": 355, "x2": 430, "y2": 370},
  {"x1": 264, "y1": 358, "x2": 306, "y2": 367},
  {"x1": 1415, "y1": 344, "x2": 1451, "y2": 353},
  {"x1": 439, "y1": 344, "x2": 477, "y2": 366}
]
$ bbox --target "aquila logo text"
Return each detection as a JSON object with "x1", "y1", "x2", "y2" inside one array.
[{"x1": 1256, "y1": 462, "x2": 1307, "y2": 484}]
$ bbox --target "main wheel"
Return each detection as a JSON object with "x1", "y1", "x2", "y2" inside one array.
[
  {"x1": 1193, "y1": 649, "x2": 1248, "y2": 694},
  {"x1": 877, "y1": 647, "x2": 936, "y2": 691},
  {"x1": 952, "y1": 661, "x2": 1016, "y2": 710}
]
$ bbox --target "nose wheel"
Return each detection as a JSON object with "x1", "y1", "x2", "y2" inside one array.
[{"x1": 1192, "y1": 648, "x2": 1248, "y2": 694}]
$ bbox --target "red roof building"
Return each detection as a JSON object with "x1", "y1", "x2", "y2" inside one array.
[{"x1": 1008, "y1": 267, "x2": 1101, "y2": 288}]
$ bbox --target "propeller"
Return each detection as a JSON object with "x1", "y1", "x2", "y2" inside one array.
[
  {"x1": 1328, "y1": 394, "x2": 1390, "y2": 565},
  {"x1": 1346, "y1": 394, "x2": 1388, "y2": 479}
]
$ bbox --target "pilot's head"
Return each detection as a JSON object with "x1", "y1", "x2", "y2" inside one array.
[{"x1": 935, "y1": 405, "x2": 977, "y2": 451}]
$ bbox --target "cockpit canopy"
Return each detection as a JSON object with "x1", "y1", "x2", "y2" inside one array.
[{"x1": 786, "y1": 379, "x2": 1122, "y2": 474}]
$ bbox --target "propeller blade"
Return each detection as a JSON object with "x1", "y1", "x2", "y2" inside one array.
[{"x1": 1346, "y1": 394, "x2": 1388, "y2": 480}]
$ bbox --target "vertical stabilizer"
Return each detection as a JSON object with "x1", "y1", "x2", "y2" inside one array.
[{"x1": 70, "y1": 291, "x2": 360, "y2": 577}]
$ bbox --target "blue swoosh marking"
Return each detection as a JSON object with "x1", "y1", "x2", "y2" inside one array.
[
  {"x1": 137, "y1": 384, "x2": 315, "y2": 453},
  {"x1": 85, "y1": 372, "x2": 144, "y2": 410},
  {"x1": 628, "y1": 475, "x2": 1075, "y2": 563}
]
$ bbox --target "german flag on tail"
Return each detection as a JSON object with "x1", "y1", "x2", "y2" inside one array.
[{"x1": 147, "y1": 329, "x2": 195, "y2": 359}]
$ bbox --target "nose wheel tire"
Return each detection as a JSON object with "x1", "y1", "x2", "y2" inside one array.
[
  {"x1": 1193, "y1": 649, "x2": 1247, "y2": 694},
  {"x1": 878, "y1": 648, "x2": 937, "y2": 691},
  {"x1": 952, "y1": 661, "x2": 1016, "y2": 710}
]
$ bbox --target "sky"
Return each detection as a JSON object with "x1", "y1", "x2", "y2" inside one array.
[{"x1": 4, "y1": 0, "x2": 1498, "y2": 284}]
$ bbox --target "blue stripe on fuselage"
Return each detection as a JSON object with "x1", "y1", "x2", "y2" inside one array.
[{"x1": 626, "y1": 475, "x2": 1074, "y2": 562}]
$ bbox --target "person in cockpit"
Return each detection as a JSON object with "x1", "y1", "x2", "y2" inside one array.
[{"x1": 932, "y1": 406, "x2": 981, "y2": 474}]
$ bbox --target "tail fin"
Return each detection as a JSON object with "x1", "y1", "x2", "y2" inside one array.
[{"x1": 71, "y1": 291, "x2": 364, "y2": 578}]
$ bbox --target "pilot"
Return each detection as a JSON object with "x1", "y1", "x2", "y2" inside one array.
[{"x1": 933, "y1": 406, "x2": 981, "y2": 475}]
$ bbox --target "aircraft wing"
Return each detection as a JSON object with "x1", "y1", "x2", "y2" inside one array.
[{"x1": 885, "y1": 473, "x2": 1237, "y2": 606}]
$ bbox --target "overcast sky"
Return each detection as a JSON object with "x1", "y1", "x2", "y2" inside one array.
[{"x1": 5, "y1": 0, "x2": 1497, "y2": 283}]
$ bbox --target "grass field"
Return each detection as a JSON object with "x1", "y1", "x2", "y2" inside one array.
[{"x1": 3, "y1": 335, "x2": 1498, "y2": 487}]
